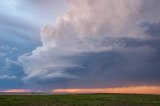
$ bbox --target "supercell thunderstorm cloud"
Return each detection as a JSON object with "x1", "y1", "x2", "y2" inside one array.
[
  {"x1": 0, "y1": 0, "x2": 160, "y2": 93},
  {"x1": 19, "y1": 0, "x2": 160, "y2": 89}
]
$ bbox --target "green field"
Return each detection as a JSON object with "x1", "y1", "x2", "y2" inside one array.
[{"x1": 0, "y1": 94, "x2": 160, "y2": 106}]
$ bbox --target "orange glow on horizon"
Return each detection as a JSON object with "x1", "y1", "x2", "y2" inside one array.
[
  {"x1": 51, "y1": 86, "x2": 160, "y2": 94},
  {"x1": 0, "y1": 89, "x2": 31, "y2": 93}
]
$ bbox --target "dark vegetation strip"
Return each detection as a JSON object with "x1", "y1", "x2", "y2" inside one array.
[{"x1": 0, "y1": 93, "x2": 160, "y2": 106}]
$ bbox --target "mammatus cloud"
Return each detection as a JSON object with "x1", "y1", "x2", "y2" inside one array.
[{"x1": 19, "y1": 0, "x2": 160, "y2": 90}]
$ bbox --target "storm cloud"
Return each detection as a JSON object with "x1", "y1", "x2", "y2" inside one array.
[{"x1": 19, "y1": 0, "x2": 160, "y2": 90}]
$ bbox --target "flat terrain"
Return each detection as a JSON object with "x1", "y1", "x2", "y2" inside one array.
[{"x1": 0, "y1": 93, "x2": 160, "y2": 106}]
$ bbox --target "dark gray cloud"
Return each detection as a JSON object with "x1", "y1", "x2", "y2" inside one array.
[
  {"x1": 19, "y1": 34, "x2": 160, "y2": 89},
  {"x1": 141, "y1": 21, "x2": 160, "y2": 37}
]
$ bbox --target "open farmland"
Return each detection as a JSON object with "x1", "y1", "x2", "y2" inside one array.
[{"x1": 0, "y1": 93, "x2": 160, "y2": 106}]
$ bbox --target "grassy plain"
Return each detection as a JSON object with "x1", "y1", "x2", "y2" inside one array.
[{"x1": 0, "y1": 93, "x2": 160, "y2": 106}]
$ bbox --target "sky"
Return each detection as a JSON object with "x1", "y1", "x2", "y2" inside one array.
[{"x1": 0, "y1": 0, "x2": 160, "y2": 94}]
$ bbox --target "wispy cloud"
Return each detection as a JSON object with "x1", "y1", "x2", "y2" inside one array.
[{"x1": 0, "y1": 75, "x2": 17, "y2": 80}]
